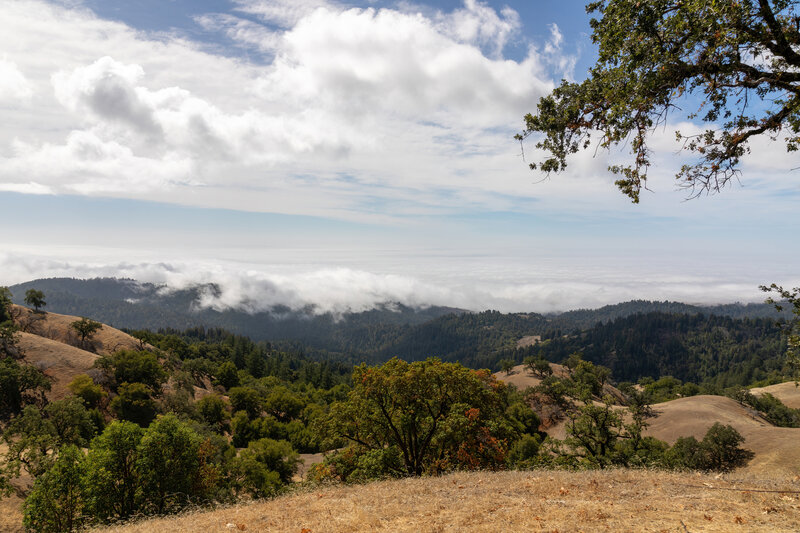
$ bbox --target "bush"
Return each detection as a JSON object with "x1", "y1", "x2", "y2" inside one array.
[
  {"x1": 136, "y1": 414, "x2": 204, "y2": 514},
  {"x1": 104, "y1": 350, "x2": 167, "y2": 392},
  {"x1": 23, "y1": 445, "x2": 86, "y2": 533},
  {"x1": 110, "y1": 382, "x2": 158, "y2": 427},
  {"x1": 232, "y1": 438, "x2": 299, "y2": 497},
  {"x1": 308, "y1": 445, "x2": 403, "y2": 484},
  {"x1": 666, "y1": 423, "x2": 754, "y2": 472},
  {"x1": 507, "y1": 435, "x2": 543, "y2": 468},
  {"x1": 195, "y1": 394, "x2": 231, "y2": 432},
  {"x1": 68, "y1": 374, "x2": 106, "y2": 408}
]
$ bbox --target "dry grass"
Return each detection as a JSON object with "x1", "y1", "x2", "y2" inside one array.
[
  {"x1": 750, "y1": 381, "x2": 800, "y2": 409},
  {"x1": 0, "y1": 494, "x2": 24, "y2": 533},
  {"x1": 644, "y1": 395, "x2": 800, "y2": 478},
  {"x1": 11, "y1": 305, "x2": 144, "y2": 356},
  {"x1": 494, "y1": 364, "x2": 626, "y2": 404},
  {"x1": 95, "y1": 469, "x2": 800, "y2": 533},
  {"x1": 10, "y1": 304, "x2": 154, "y2": 400},
  {"x1": 17, "y1": 331, "x2": 100, "y2": 399}
]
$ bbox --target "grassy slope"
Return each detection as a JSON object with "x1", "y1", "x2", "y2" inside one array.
[
  {"x1": 496, "y1": 365, "x2": 800, "y2": 477},
  {"x1": 97, "y1": 469, "x2": 800, "y2": 533},
  {"x1": 11, "y1": 305, "x2": 145, "y2": 399},
  {"x1": 751, "y1": 381, "x2": 800, "y2": 409}
]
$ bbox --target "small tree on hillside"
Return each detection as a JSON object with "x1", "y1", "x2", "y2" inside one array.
[
  {"x1": 524, "y1": 356, "x2": 553, "y2": 378},
  {"x1": 499, "y1": 358, "x2": 516, "y2": 375},
  {"x1": 24, "y1": 289, "x2": 46, "y2": 313},
  {"x1": 70, "y1": 317, "x2": 103, "y2": 348}
]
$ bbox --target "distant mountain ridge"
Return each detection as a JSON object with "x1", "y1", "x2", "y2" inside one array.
[{"x1": 8, "y1": 277, "x2": 788, "y2": 376}]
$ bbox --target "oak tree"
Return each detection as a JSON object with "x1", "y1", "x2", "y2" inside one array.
[{"x1": 519, "y1": 0, "x2": 800, "y2": 202}]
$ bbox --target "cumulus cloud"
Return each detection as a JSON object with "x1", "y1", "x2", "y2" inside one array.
[
  {"x1": 0, "y1": 130, "x2": 194, "y2": 194},
  {"x1": 436, "y1": 0, "x2": 522, "y2": 58},
  {"x1": 0, "y1": 58, "x2": 34, "y2": 101},
  {"x1": 53, "y1": 57, "x2": 162, "y2": 136},
  {"x1": 0, "y1": 1, "x2": 568, "y2": 213}
]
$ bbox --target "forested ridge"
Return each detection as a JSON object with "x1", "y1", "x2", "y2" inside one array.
[{"x1": 9, "y1": 279, "x2": 790, "y2": 382}]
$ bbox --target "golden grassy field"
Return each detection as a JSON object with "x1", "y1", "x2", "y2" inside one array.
[
  {"x1": 95, "y1": 469, "x2": 800, "y2": 533},
  {"x1": 751, "y1": 381, "x2": 800, "y2": 409}
]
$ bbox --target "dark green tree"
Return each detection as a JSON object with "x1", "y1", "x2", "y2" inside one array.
[
  {"x1": 0, "y1": 358, "x2": 50, "y2": 422},
  {"x1": 195, "y1": 394, "x2": 231, "y2": 433},
  {"x1": 761, "y1": 284, "x2": 800, "y2": 380},
  {"x1": 110, "y1": 382, "x2": 158, "y2": 427},
  {"x1": 83, "y1": 421, "x2": 144, "y2": 523},
  {"x1": 70, "y1": 317, "x2": 103, "y2": 347},
  {"x1": 0, "y1": 320, "x2": 21, "y2": 359},
  {"x1": 135, "y1": 414, "x2": 203, "y2": 514},
  {"x1": 24, "y1": 289, "x2": 46, "y2": 312},
  {"x1": 215, "y1": 361, "x2": 240, "y2": 390},
  {"x1": 228, "y1": 386, "x2": 262, "y2": 419},
  {"x1": 524, "y1": 356, "x2": 553, "y2": 378},
  {"x1": 665, "y1": 422, "x2": 754, "y2": 471},
  {"x1": 231, "y1": 438, "x2": 299, "y2": 498},
  {"x1": 102, "y1": 350, "x2": 167, "y2": 392},
  {"x1": 0, "y1": 286, "x2": 12, "y2": 322},
  {"x1": 519, "y1": 0, "x2": 800, "y2": 202},
  {"x1": 499, "y1": 358, "x2": 516, "y2": 375},
  {"x1": 23, "y1": 445, "x2": 86, "y2": 533}
]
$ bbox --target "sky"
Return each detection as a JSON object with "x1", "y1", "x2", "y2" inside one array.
[{"x1": 0, "y1": 0, "x2": 798, "y2": 314}]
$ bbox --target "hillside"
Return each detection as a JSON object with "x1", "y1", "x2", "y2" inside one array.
[
  {"x1": 9, "y1": 278, "x2": 790, "y2": 378},
  {"x1": 644, "y1": 395, "x2": 800, "y2": 477},
  {"x1": 96, "y1": 469, "x2": 800, "y2": 533},
  {"x1": 495, "y1": 365, "x2": 800, "y2": 476},
  {"x1": 751, "y1": 381, "x2": 800, "y2": 409},
  {"x1": 9, "y1": 305, "x2": 146, "y2": 398},
  {"x1": 495, "y1": 363, "x2": 626, "y2": 402}
]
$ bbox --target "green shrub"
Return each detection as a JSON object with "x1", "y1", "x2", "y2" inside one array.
[{"x1": 23, "y1": 445, "x2": 86, "y2": 533}]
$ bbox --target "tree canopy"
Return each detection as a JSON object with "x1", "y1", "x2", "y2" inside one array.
[
  {"x1": 519, "y1": 0, "x2": 800, "y2": 202},
  {"x1": 24, "y1": 289, "x2": 46, "y2": 313},
  {"x1": 319, "y1": 357, "x2": 534, "y2": 476}
]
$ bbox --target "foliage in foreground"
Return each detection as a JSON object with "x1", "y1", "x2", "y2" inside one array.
[
  {"x1": 519, "y1": 0, "x2": 800, "y2": 202},
  {"x1": 311, "y1": 356, "x2": 754, "y2": 484},
  {"x1": 20, "y1": 415, "x2": 298, "y2": 531},
  {"x1": 314, "y1": 357, "x2": 543, "y2": 480}
]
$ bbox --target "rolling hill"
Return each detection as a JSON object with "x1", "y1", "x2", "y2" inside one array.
[
  {"x1": 10, "y1": 305, "x2": 145, "y2": 399},
  {"x1": 496, "y1": 365, "x2": 800, "y2": 477}
]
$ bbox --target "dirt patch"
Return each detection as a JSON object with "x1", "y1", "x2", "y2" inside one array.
[
  {"x1": 516, "y1": 335, "x2": 541, "y2": 348},
  {"x1": 18, "y1": 332, "x2": 100, "y2": 400}
]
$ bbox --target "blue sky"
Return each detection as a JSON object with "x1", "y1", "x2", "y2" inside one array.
[{"x1": 0, "y1": 0, "x2": 797, "y2": 313}]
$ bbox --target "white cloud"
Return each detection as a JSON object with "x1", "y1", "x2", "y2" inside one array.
[
  {"x1": 232, "y1": 0, "x2": 337, "y2": 28},
  {"x1": 0, "y1": 0, "x2": 570, "y2": 218},
  {"x1": 0, "y1": 58, "x2": 34, "y2": 101},
  {"x1": 0, "y1": 130, "x2": 194, "y2": 194},
  {"x1": 435, "y1": 0, "x2": 521, "y2": 58},
  {"x1": 1, "y1": 249, "x2": 795, "y2": 314}
]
